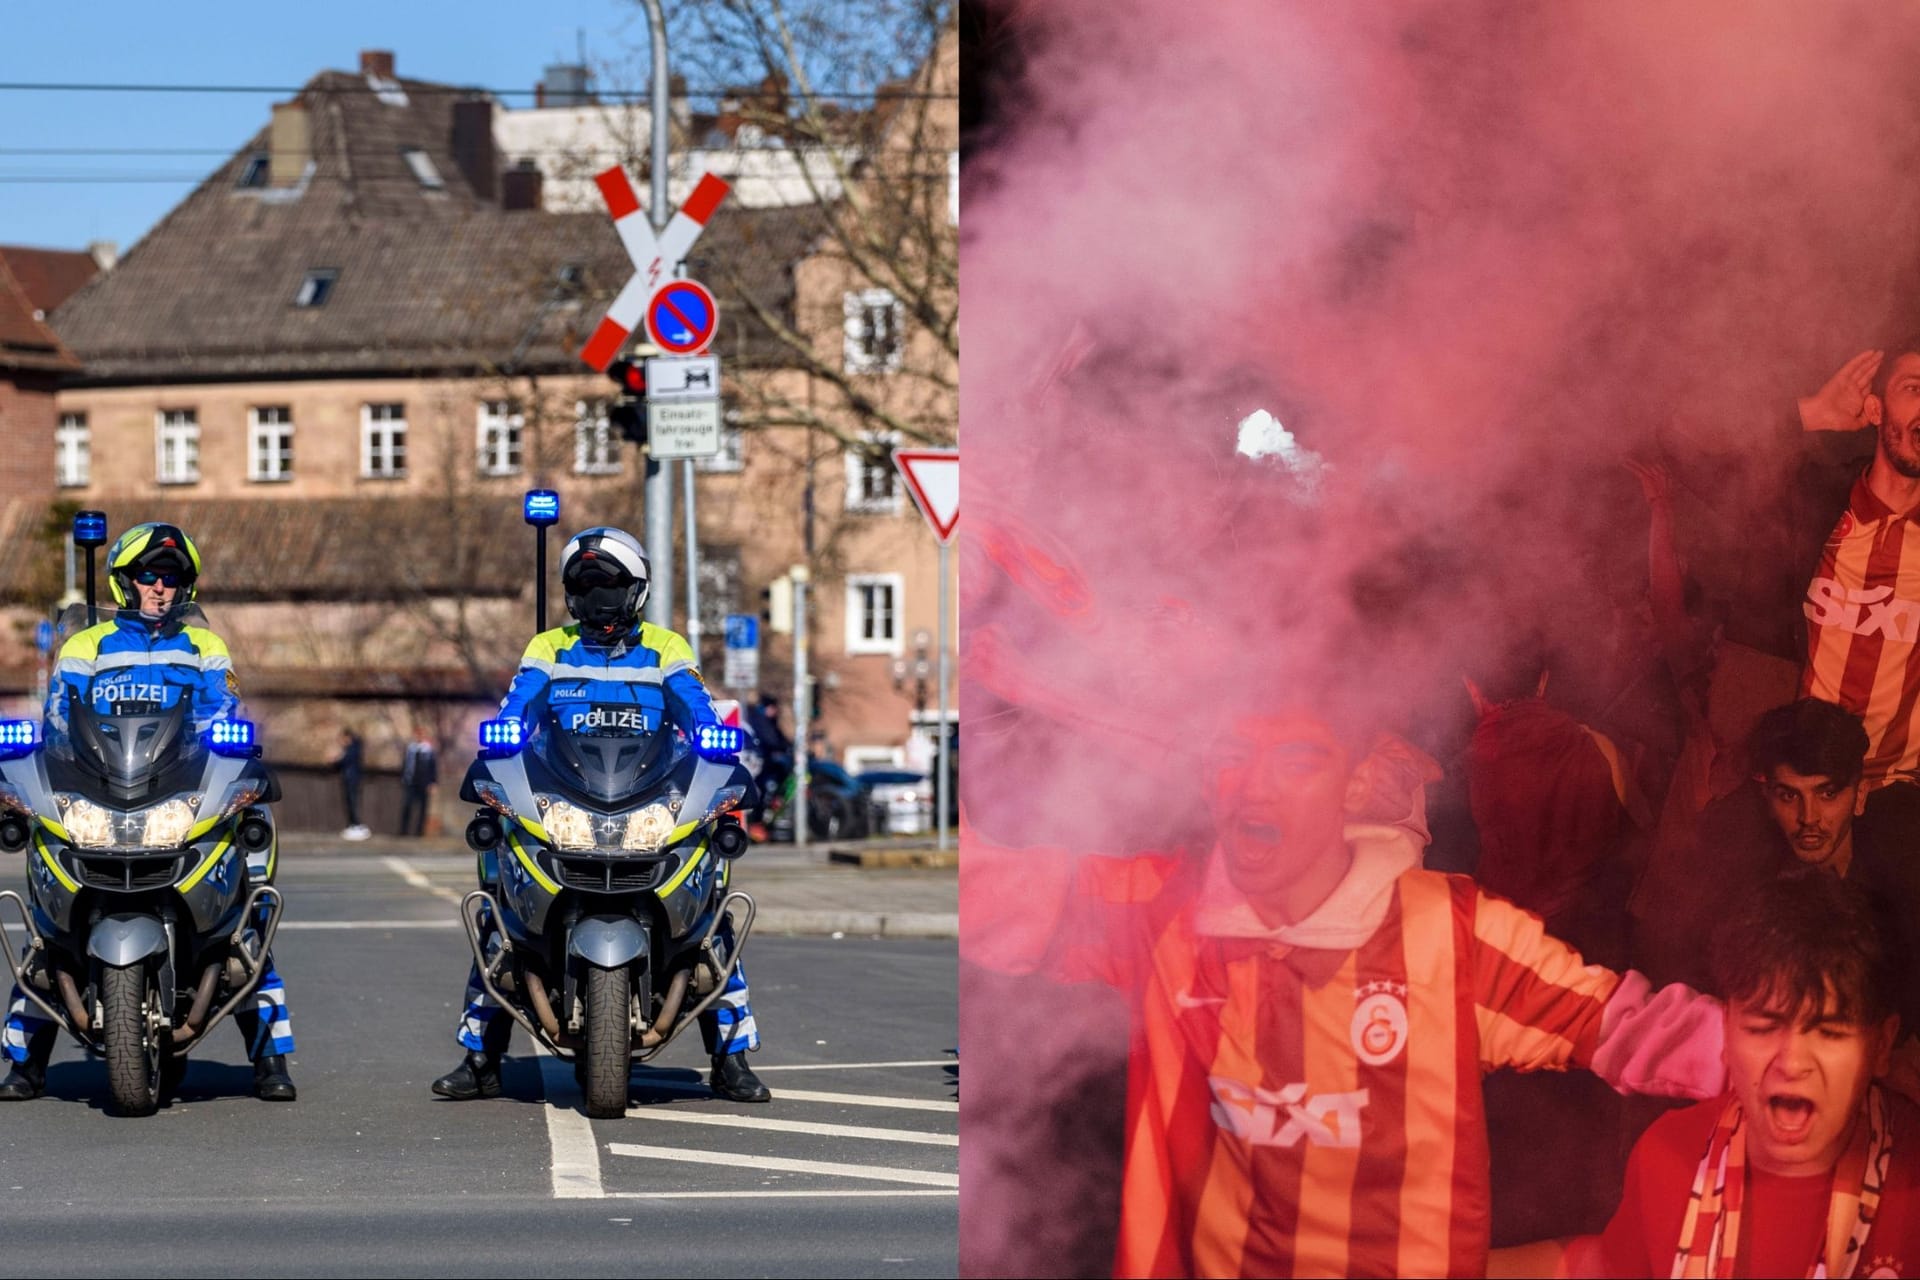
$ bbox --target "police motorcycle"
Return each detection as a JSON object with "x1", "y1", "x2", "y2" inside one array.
[
  {"x1": 456, "y1": 491, "x2": 759, "y2": 1119},
  {"x1": 0, "y1": 513, "x2": 282, "y2": 1116}
]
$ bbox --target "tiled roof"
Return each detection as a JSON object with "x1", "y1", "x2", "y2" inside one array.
[
  {"x1": 52, "y1": 70, "x2": 811, "y2": 384},
  {"x1": 0, "y1": 256, "x2": 80, "y2": 374},
  {"x1": 0, "y1": 246, "x2": 99, "y2": 313}
]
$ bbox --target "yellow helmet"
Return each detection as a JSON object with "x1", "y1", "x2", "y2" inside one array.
[{"x1": 106, "y1": 522, "x2": 202, "y2": 608}]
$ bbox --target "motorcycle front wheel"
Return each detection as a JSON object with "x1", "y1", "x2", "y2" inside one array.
[
  {"x1": 102, "y1": 963, "x2": 163, "y2": 1116},
  {"x1": 582, "y1": 965, "x2": 631, "y2": 1119}
]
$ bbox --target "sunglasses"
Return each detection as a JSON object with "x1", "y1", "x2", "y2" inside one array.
[{"x1": 133, "y1": 570, "x2": 186, "y2": 588}]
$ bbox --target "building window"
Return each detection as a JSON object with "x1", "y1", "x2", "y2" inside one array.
[
  {"x1": 362, "y1": 402, "x2": 407, "y2": 478},
  {"x1": 248, "y1": 406, "x2": 294, "y2": 482},
  {"x1": 694, "y1": 420, "x2": 746, "y2": 474},
  {"x1": 949, "y1": 150, "x2": 959, "y2": 226},
  {"x1": 293, "y1": 269, "x2": 337, "y2": 308},
  {"x1": 844, "y1": 431, "x2": 902, "y2": 514},
  {"x1": 477, "y1": 400, "x2": 524, "y2": 476},
  {"x1": 55, "y1": 413, "x2": 88, "y2": 487},
  {"x1": 401, "y1": 148, "x2": 444, "y2": 190},
  {"x1": 845, "y1": 573, "x2": 903, "y2": 657},
  {"x1": 844, "y1": 288, "x2": 905, "y2": 374},
  {"x1": 155, "y1": 409, "x2": 199, "y2": 485},
  {"x1": 236, "y1": 154, "x2": 269, "y2": 189},
  {"x1": 574, "y1": 399, "x2": 621, "y2": 475}
]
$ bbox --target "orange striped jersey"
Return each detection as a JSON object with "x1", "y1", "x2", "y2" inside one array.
[
  {"x1": 1057, "y1": 855, "x2": 1621, "y2": 1278},
  {"x1": 1802, "y1": 472, "x2": 1920, "y2": 785}
]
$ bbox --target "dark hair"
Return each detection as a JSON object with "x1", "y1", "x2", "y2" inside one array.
[
  {"x1": 1709, "y1": 870, "x2": 1900, "y2": 1029},
  {"x1": 1873, "y1": 339, "x2": 1920, "y2": 400},
  {"x1": 1747, "y1": 698, "x2": 1869, "y2": 788}
]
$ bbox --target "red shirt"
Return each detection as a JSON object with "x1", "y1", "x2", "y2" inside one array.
[{"x1": 1594, "y1": 1090, "x2": 1920, "y2": 1277}]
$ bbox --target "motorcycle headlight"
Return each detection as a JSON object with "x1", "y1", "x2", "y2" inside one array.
[
  {"x1": 623, "y1": 803, "x2": 677, "y2": 851},
  {"x1": 141, "y1": 798, "x2": 197, "y2": 848},
  {"x1": 536, "y1": 797, "x2": 596, "y2": 851},
  {"x1": 217, "y1": 782, "x2": 264, "y2": 819},
  {"x1": 57, "y1": 796, "x2": 115, "y2": 849}
]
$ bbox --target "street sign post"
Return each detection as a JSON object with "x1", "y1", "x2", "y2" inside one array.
[
  {"x1": 723, "y1": 612, "x2": 760, "y2": 691},
  {"x1": 892, "y1": 448, "x2": 959, "y2": 852}
]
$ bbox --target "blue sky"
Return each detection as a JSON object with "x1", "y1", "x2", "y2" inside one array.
[{"x1": 0, "y1": 0, "x2": 674, "y2": 252}]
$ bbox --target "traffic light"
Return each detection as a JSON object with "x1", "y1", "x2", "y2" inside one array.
[
  {"x1": 760, "y1": 575, "x2": 794, "y2": 635},
  {"x1": 606, "y1": 358, "x2": 648, "y2": 445}
]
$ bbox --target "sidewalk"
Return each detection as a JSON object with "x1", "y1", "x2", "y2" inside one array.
[{"x1": 276, "y1": 829, "x2": 958, "y2": 939}]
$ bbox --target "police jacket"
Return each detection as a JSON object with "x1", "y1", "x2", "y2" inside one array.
[
  {"x1": 45, "y1": 610, "x2": 239, "y2": 737},
  {"x1": 498, "y1": 621, "x2": 719, "y2": 739}
]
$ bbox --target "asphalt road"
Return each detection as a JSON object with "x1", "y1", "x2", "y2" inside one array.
[{"x1": 0, "y1": 856, "x2": 958, "y2": 1278}]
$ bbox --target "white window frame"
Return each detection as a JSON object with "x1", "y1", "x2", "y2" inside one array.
[
  {"x1": 55, "y1": 412, "x2": 88, "y2": 487},
  {"x1": 843, "y1": 287, "x2": 905, "y2": 374},
  {"x1": 949, "y1": 150, "x2": 959, "y2": 226},
  {"x1": 573, "y1": 398, "x2": 622, "y2": 475},
  {"x1": 155, "y1": 408, "x2": 200, "y2": 485},
  {"x1": 845, "y1": 573, "x2": 904, "y2": 657},
  {"x1": 844, "y1": 430, "x2": 903, "y2": 515},
  {"x1": 402, "y1": 147, "x2": 445, "y2": 190},
  {"x1": 845, "y1": 744, "x2": 906, "y2": 773},
  {"x1": 247, "y1": 405, "x2": 294, "y2": 482},
  {"x1": 477, "y1": 400, "x2": 525, "y2": 477},
  {"x1": 361, "y1": 402, "x2": 408, "y2": 479}
]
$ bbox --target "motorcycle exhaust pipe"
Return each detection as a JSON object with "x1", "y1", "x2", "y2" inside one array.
[
  {"x1": 0, "y1": 816, "x2": 26, "y2": 852},
  {"x1": 466, "y1": 814, "x2": 503, "y2": 852},
  {"x1": 713, "y1": 819, "x2": 749, "y2": 860}
]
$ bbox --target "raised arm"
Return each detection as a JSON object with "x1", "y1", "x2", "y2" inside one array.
[{"x1": 1798, "y1": 349, "x2": 1884, "y2": 433}]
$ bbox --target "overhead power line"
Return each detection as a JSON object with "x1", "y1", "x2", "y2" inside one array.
[{"x1": 0, "y1": 81, "x2": 957, "y2": 101}]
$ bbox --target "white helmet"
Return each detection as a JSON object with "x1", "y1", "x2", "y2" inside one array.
[{"x1": 560, "y1": 527, "x2": 650, "y2": 638}]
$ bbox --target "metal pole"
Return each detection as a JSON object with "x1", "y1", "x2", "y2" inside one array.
[
  {"x1": 792, "y1": 568, "x2": 809, "y2": 851},
  {"x1": 684, "y1": 459, "x2": 700, "y2": 653},
  {"x1": 535, "y1": 525, "x2": 548, "y2": 634},
  {"x1": 640, "y1": 0, "x2": 674, "y2": 628},
  {"x1": 84, "y1": 549, "x2": 97, "y2": 626},
  {"x1": 936, "y1": 541, "x2": 950, "y2": 852}
]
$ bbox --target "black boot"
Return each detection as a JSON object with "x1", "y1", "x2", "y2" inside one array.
[
  {"x1": 710, "y1": 1051, "x2": 771, "y2": 1103},
  {"x1": 0, "y1": 1028, "x2": 54, "y2": 1101},
  {"x1": 253, "y1": 1054, "x2": 296, "y2": 1102},
  {"x1": 432, "y1": 1050, "x2": 503, "y2": 1100}
]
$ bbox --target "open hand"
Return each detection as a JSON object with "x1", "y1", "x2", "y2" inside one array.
[
  {"x1": 1798, "y1": 349, "x2": 1884, "y2": 433},
  {"x1": 1623, "y1": 457, "x2": 1671, "y2": 506}
]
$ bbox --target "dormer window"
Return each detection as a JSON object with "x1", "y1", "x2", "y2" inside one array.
[
  {"x1": 402, "y1": 148, "x2": 444, "y2": 190},
  {"x1": 236, "y1": 154, "x2": 269, "y2": 189},
  {"x1": 294, "y1": 270, "x2": 337, "y2": 308}
]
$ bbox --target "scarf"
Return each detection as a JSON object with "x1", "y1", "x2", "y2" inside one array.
[{"x1": 1671, "y1": 1084, "x2": 1891, "y2": 1279}]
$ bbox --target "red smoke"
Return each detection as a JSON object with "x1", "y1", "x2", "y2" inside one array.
[{"x1": 961, "y1": 1, "x2": 1920, "y2": 1273}]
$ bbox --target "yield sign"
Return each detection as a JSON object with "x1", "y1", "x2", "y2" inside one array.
[
  {"x1": 894, "y1": 448, "x2": 959, "y2": 543},
  {"x1": 580, "y1": 168, "x2": 731, "y2": 371}
]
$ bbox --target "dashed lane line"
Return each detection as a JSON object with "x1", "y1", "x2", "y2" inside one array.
[
  {"x1": 620, "y1": 1109, "x2": 958, "y2": 1146},
  {"x1": 609, "y1": 1189, "x2": 958, "y2": 1200},
  {"x1": 623, "y1": 1078, "x2": 957, "y2": 1113},
  {"x1": 534, "y1": 1044, "x2": 606, "y2": 1199},
  {"x1": 381, "y1": 855, "x2": 465, "y2": 905},
  {"x1": 279, "y1": 919, "x2": 460, "y2": 930},
  {"x1": 606, "y1": 1143, "x2": 959, "y2": 1187},
  {"x1": 750, "y1": 1059, "x2": 954, "y2": 1072}
]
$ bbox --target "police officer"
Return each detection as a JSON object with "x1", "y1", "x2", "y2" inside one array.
[
  {"x1": 0, "y1": 524, "x2": 296, "y2": 1101},
  {"x1": 431, "y1": 527, "x2": 770, "y2": 1104}
]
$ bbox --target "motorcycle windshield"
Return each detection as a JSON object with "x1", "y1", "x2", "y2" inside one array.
[
  {"x1": 63, "y1": 701, "x2": 205, "y2": 804},
  {"x1": 537, "y1": 700, "x2": 684, "y2": 805}
]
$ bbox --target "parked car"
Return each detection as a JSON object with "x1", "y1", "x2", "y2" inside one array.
[
  {"x1": 858, "y1": 769, "x2": 935, "y2": 834},
  {"x1": 764, "y1": 758, "x2": 876, "y2": 843}
]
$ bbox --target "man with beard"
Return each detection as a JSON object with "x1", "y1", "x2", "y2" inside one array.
[{"x1": 962, "y1": 705, "x2": 1729, "y2": 1278}]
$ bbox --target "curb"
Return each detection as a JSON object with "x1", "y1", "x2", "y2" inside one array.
[
  {"x1": 827, "y1": 847, "x2": 958, "y2": 869},
  {"x1": 753, "y1": 909, "x2": 958, "y2": 939}
]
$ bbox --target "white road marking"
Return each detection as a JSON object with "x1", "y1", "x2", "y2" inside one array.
[
  {"x1": 381, "y1": 855, "x2": 464, "y2": 904},
  {"x1": 606, "y1": 1143, "x2": 959, "y2": 1187},
  {"x1": 279, "y1": 919, "x2": 460, "y2": 931},
  {"x1": 609, "y1": 1189, "x2": 958, "y2": 1200},
  {"x1": 535, "y1": 1045, "x2": 606, "y2": 1199},
  {"x1": 629, "y1": 1078, "x2": 957, "y2": 1113},
  {"x1": 623, "y1": 1109, "x2": 957, "y2": 1146},
  {"x1": 750, "y1": 1059, "x2": 954, "y2": 1072}
]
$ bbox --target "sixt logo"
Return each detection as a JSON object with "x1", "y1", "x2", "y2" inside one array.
[
  {"x1": 1208, "y1": 1076, "x2": 1370, "y2": 1149},
  {"x1": 1806, "y1": 577, "x2": 1920, "y2": 644}
]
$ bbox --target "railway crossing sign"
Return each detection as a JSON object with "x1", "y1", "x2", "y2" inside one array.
[{"x1": 579, "y1": 168, "x2": 731, "y2": 371}]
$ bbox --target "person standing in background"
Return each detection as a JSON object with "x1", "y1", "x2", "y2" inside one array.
[
  {"x1": 335, "y1": 727, "x2": 368, "y2": 842},
  {"x1": 399, "y1": 724, "x2": 438, "y2": 838}
]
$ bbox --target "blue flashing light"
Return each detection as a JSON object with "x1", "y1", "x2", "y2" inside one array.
[
  {"x1": 479, "y1": 718, "x2": 526, "y2": 756},
  {"x1": 205, "y1": 718, "x2": 257, "y2": 756},
  {"x1": 0, "y1": 719, "x2": 35, "y2": 760},
  {"x1": 524, "y1": 490, "x2": 561, "y2": 527},
  {"x1": 694, "y1": 724, "x2": 745, "y2": 761},
  {"x1": 72, "y1": 511, "x2": 108, "y2": 548}
]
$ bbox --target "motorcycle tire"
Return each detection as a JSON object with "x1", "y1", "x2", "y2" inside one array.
[
  {"x1": 582, "y1": 965, "x2": 631, "y2": 1119},
  {"x1": 102, "y1": 963, "x2": 162, "y2": 1116}
]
